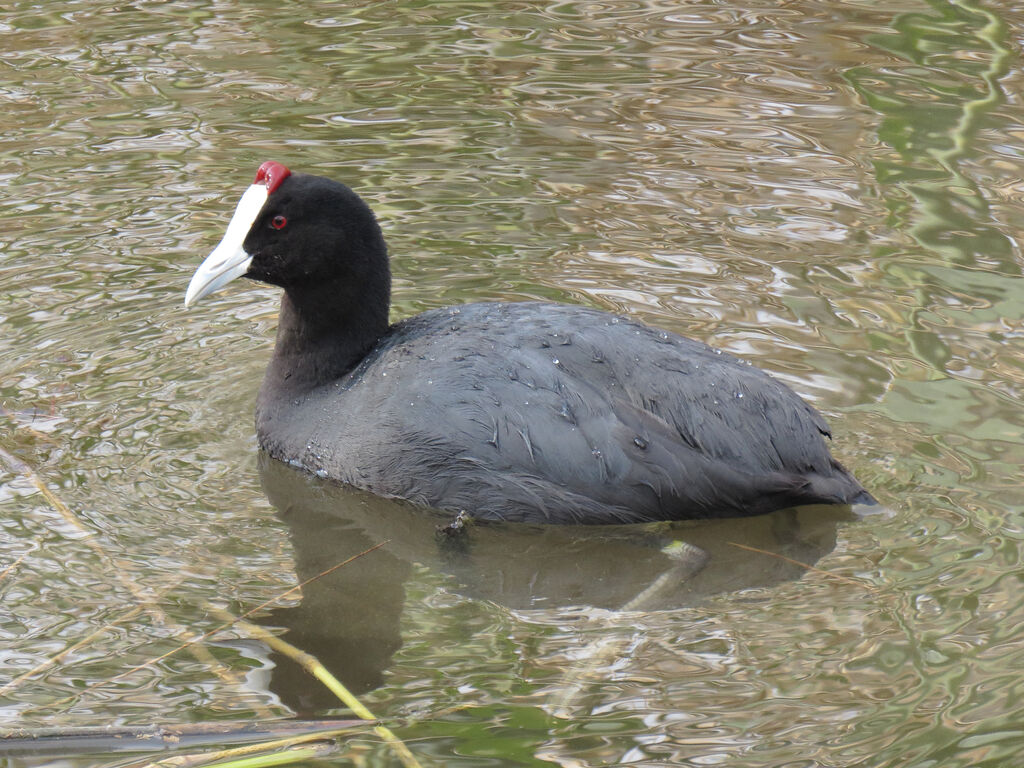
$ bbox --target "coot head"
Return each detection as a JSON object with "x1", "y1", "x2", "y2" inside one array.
[{"x1": 185, "y1": 161, "x2": 389, "y2": 310}]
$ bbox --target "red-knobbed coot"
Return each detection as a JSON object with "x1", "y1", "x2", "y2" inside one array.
[{"x1": 185, "y1": 161, "x2": 875, "y2": 524}]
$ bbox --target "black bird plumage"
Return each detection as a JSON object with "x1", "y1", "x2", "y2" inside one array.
[{"x1": 188, "y1": 165, "x2": 875, "y2": 524}]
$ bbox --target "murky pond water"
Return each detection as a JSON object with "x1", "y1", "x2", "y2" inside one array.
[{"x1": 1, "y1": 0, "x2": 1022, "y2": 765}]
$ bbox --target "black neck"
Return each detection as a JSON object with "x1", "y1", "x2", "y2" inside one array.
[{"x1": 262, "y1": 275, "x2": 390, "y2": 395}]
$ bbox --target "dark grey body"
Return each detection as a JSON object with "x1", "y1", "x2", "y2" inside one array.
[{"x1": 256, "y1": 301, "x2": 870, "y2": 524}]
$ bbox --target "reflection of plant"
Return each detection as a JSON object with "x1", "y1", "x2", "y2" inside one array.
[{"x1": 843, "y1": 0, "x2": 1013, "y2": 266}]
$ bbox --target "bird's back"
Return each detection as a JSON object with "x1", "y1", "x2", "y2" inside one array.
[{"x1": 257, "y1": 301, "x2": 871, "y2": 523}]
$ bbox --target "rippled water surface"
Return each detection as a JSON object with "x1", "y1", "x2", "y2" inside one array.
[{"x1": 2, "y1": 1, "x2": 1022, "y2": 766}]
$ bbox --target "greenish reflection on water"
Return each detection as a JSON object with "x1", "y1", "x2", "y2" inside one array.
[
  {"x1": 0, "y1": 0, "x2": 1022, "y2": 766},
  {"x1": 846, "y1": 0, "x2": 1014, "y2": 264}
]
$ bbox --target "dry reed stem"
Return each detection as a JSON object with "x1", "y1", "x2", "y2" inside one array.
[
  {"x1": 549, "y1": 542, "x2": 709, "y2": 718},
  {"x1": 0, "y1": 445, "x2": 266, "y2": 712},
  {"x1": 211, "y1": 609, "x2": 424, "y2": 768},
  {"x1": 102, "y1": 541, "x2": 389, "y2": 689},
  {"x1": 195, "y1": 742, "x2": 337, "y2": 768},
  {"x1": 128, "y1": 727, "x2": 351, "y2": 768},
  {"x1": 0, "y1": 552, "x2": 28, "y2": 583},
  {"x1": 0, "y1": 605, "x2": 145, "y2": 698},
  {"x1": 725, "y1": 541, "x2": 877, "y2": 591}
]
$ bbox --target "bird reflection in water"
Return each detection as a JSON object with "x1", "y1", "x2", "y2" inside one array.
[{"x1": 253, "y1": 454, "x2": 855, "y2": 714}]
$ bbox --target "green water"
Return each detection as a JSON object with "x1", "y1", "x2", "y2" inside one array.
[{"x1": 1, "y1": 1, "x2": 1022, "y2": 766}]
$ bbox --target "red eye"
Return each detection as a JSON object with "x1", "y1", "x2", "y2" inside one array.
[{"x1": 271, "y1": 215, "x2": 287, "y2": 230}]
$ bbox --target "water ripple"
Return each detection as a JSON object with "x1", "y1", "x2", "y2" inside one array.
[{"x1": 0, "y1": 0, "x2": 1021, "y2": 763}]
